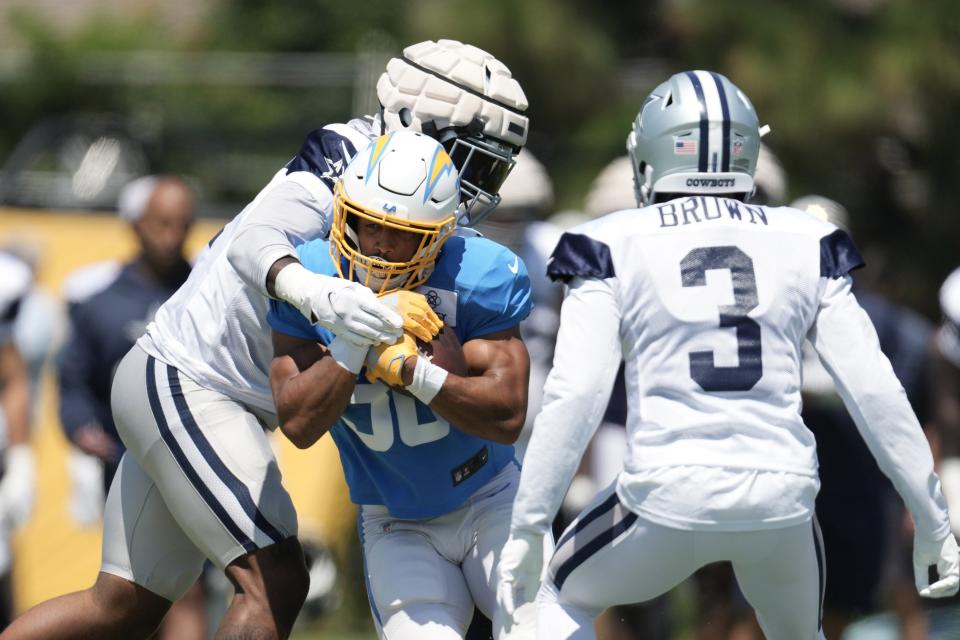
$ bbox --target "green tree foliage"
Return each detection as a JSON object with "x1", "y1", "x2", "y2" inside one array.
[{"x1": 2, "y1": 0, "x2": 959, "y2": 309}]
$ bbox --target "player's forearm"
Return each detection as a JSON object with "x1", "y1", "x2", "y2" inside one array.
[
  {"x1": 266, "y1": 256, "x2": 300, "y2": 298},
  {"x1": 429, "y1": 372, "x2": 527, "y2": 444},
  {"x1": 0, "y1": 345, "x2": 30, "y2": 446},
  {"x1": 272, "y1": 356, "x2": 355, "y2": 449},
  {"x1": 57, "y1": 375, "x2": 104, "y2": 441}
]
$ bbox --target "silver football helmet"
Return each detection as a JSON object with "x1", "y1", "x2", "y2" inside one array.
[
  {"x1": 377, "y1": 39, "x2": 529, "y2": 227},
  {"x1": 627, "y1": 71, "x2": 764, "y2": 206}
]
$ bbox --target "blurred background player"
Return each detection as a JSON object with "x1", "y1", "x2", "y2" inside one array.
[
  {"x1": 58, "y1": 176, "x2": 193, "y2": 496},
  {"x1": 475, "y1": 149, "x2": 560, "y2": 459},
  {"x1": 54, "y1": 175, "x2": 207, "y2": 639},
  {"x1": 268, "y1": 130, "x2": 540, "y2": 640},
  {"x1": 1, "y1": 40, "x2": 529, "y2": 640},
  {"x1": 498, "y1": 70, "x2": 959, "y2": 640},
  {"x1": 934, "y1": 266, "x2": 960, "y2": 534},
  {"x1": 791, "y1": 195, "x2": 934, "y2": 640},
  {"x1": 0, "y1": 252, "x2": 36, "y2": 629}
]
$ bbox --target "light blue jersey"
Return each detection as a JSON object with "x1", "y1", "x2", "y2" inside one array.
[{"x1": 268, "y1": 234, "x2": 532, "y2": 518}]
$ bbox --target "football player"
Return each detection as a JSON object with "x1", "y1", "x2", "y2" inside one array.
[
  {"x1": 0, "y1": 252, "x2": 35, "y2": 627},
  {"x1": 496, "y1": 71, "x2": 959, "y2": 639},
  {"x1": 268, "y1": 130, "x2": 543, "y2": 640},
  {"x1": 1, "y1": 41, "x2": 527, "y2": 640}
]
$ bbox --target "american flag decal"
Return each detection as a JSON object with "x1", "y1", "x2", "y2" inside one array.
[{"x1": 674, "y1": 138, "x2": 698, "y2": 155}]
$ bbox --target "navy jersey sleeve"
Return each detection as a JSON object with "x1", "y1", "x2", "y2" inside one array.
[
  {"x1": 547, "y1": 232, "x2": 616, "y2": 283},
  {"x1": 285, "y1": 128, "x2": 358, "y2": 191},
  {"x1": 266, "y1": 299, "x2": 332, "y2": 342},
  {"x1": 820, "y1": 228, "x2": 864, "y2": 279},
  {"x1": 459, "y1": 242, "x2": 533, "y2": 339},
  {"x1": 56, "y1": 302, "x2": 107, "y2": 440}
]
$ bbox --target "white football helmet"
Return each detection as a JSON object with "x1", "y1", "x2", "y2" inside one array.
[
  {"x1": 584, "y1": 155, "x2": 636, "y2": 217},
  {"x1": 791, "y1": 194, "x2": 850, "y2": 231},
  {"x1": 938, "y1": 267, "x2": 960, "y2": 369},
  {"x1": 377, "y1": 39, "x2": 529, "y2": 227},
  {"x1": 474, "y1": 149, "x2": 554, "y2": 252},
  {"x1": 627, "y1": 70, "x2": 764, "y2": 206},
  {"x1": 750, "y1": 143, "x2": 788, "y2": 205},
  {"x1": 330, "y1": 130, "x2": 459, "y2": 294}
]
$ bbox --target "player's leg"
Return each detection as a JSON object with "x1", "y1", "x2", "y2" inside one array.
[
  {"x1": 536, "y1": 487, "x2": 702, "y2": 640},
  {"x1": 157, "y1": 580, "x2": 207, "y2": 640},
  {"x1": 113, "y1": 346, "x2": 307, "y2": 638},
  {"x1": 0, "y1": 573, "x2": 170, "y2": 639},
  {"x1": 2, "y1": 451, "x2": 201, "y2": 639},
  {"x1": 458, "y1": 464, "x2": 553, "y2": 638},
  {"x1": 218, "y1": 537, "x2": 309, "y2": 639},
  {"x1": 729, "y1": 519, "x2": 826, "y2": 639},
  {"x1": 360, "y1": 505, "x2": 474, "y2": 639}
]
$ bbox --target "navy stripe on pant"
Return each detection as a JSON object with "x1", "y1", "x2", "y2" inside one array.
[{"x1": 550, "y1": 491, "x2": 639, "y2": 591}]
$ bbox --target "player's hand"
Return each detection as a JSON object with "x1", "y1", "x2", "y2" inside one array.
[
  {"x1": 73, "y1": 424, "x2": 122, "y2": 463},
  {"x1": 365, "y1": 333, "x2": 418, "y2": 387},
  {"x1": 378, "y1": 291, "x2": 442, "y2": 342},
  {"x1": 274, "y1": 263, "x2": 403, "y2": 346},
  {"x1": 0, "y1": 445, "x2": 35, "y2": 530},
  {"x1": 913, "y1": 532, "x2": 960, "y2": 598},
  {"x1": 497, "y1": 531, "x2": 545, "y2": 633}
]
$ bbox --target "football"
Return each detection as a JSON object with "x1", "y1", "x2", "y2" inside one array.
[{"x1": 416, "y1": 325, "x2": 468, "y2": 377}]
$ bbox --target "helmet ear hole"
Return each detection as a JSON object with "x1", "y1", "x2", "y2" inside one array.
[{"x1": 398, "y1": 108, "x2": 413, "y2": 128}]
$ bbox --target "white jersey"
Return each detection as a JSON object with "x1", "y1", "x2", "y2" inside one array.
[
  {"x1": 138, "y1": 120, "x2": 375, "y2": 416},
  {"x1": 0, "y1": 252, "x2": 32, "y2": 345},
  {"x1": 513, "y1": 195, "x2": 951, "y2": 540}
]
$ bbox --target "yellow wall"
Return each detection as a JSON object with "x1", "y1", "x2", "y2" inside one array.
[{"x1": 0, "y1": 207, "x2": 355, "y2": 610}]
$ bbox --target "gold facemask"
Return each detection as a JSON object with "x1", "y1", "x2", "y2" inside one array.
[{"x1": 329, "y1": 181, "x2": 457, "y2": 294}]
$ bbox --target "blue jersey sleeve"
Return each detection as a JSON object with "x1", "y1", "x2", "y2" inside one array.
[
  {"x1": 266, "y1": 238, "x2": 337, "y2": 344},
  {"x1": 458, "y1": 239, "x2": 533, "y2": 339},
  {"x1": 267, "y1": 299, "x2": 331, "y2": 342}
]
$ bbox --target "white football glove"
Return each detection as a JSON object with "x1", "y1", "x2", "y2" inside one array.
[
  {"x1": 497, "y1": 531, "x2": 545, "y2": 635},
  {"x1": 0, "y1": 445, "x2": 36, "y2": 530},
  {"x1": 273, "y1": 262, "x2": 403, "y2": 346},
  {"x1": 913, "y1": 532, "x2": 960, "y2": 598}
]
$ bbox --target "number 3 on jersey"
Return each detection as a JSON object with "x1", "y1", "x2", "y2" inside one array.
[
  {"x1": 340, "y1": 382, "x2": 450, "y2": 451},
  {"x1": 680, "y1": 246, "x2": 763, "y2": 392}
]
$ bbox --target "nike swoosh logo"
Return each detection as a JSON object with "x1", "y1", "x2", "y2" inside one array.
[{"x1": 508, "y1": 257, "x2": 519, "y2": 274}]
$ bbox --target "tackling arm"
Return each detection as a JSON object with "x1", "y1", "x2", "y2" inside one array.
[
  {"x1": 227, "y1": 181, "x2": 328, "y2": 298},
  {"x1": 269, "y1": 331, "x2": 362, "y2": 449}
]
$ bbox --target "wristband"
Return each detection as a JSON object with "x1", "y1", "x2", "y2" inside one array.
[
  {"x1": 273, "y1": 261, "x2": 321, "y2": 323},
  {"x1": 408, "y1": 357, "x2": 449, "y2": 405},
  {"x1": 327, "y1": 337, "x2": 368, "y2": 374}
]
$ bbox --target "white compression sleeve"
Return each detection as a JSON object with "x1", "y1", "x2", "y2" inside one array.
[
  {"x1": 510, "y1": 277, "x2": 623, "y2": 536},
  {"x1": 227, "y1": 178, "x2": 334, "y2": 297},
  {"x1": 810, "y1": 275, "x2": 951, "y2": 542}
]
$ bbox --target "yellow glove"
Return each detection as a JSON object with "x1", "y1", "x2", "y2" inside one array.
[
  {"x1": 365, "y1": 333, "x2": 418, "y2": 387},
  {"x1": 378, "y1": 291, "x2": 442, "y2": 342}
]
